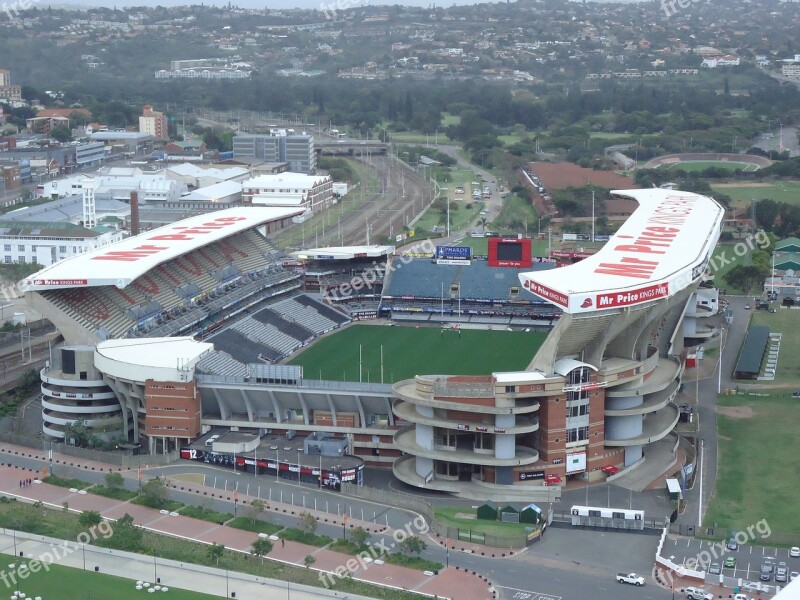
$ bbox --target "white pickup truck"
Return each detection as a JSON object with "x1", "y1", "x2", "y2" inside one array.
[{"x1": 616, "y1": 573, "x2": 645, "y2": 586}]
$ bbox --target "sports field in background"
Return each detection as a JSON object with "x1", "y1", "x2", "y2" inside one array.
[
  {"x1": 0, "y1": 555, "x2": 219, "y2": 600},
  {"x1": 663, "y1": 160, "x2": 759, "y2": 173},
  {"x1": 289, "y1": 324, "x2": 545, "y2": 383},
  {"x1": 710, "y1": 181, "x2": 800, "y2": 207},
  {"x1": 703, "y1": 392, "x2": 800, "y2": 536}
]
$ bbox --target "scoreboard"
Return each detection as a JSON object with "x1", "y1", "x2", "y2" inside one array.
[{"x1": 487, "y1": 237, "x2": 532, "y2": 268}]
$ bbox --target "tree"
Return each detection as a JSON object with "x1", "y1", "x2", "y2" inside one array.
[
  {"x1": 304, "y1": 554, "x2": 316, "y2": 568},
  {"x1": 246, "y1": 498, "x2": 266, "y2": 524},
  {"x1": 398, "y1": 536, "x2": 426, "y2": 555},
  {"x1": 349, "y1": 527, "x2": 369, "y2": 549},
  {"x1": 49, "y1": 125, "x2": 72, "y2": 143},
  {"x1": 207, "y1": 542, "x2": 224, "y2": 565},
  {"x1": 251, "y1": 538, "x2": 273, "y2": 558},
  {"x1": 105, "y1": 472, "x2": 124, "y2": 491},
  {"x1": 140, "y1": 477, "x2": 168, "y2": 509},
  {"x1": 102, "y1": 513, "x2": 142, "y2": 552},
  {"x1": 299, "y1": 511, "x2": 318, "y2": 535},
  {"x1": 78, "y1": 510, "x2": 102, "y2": 528},
  {"x1": 725, "y1": 265, "x2": 767, "y2": 294}
]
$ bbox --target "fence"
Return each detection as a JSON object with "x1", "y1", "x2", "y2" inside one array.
[{"x1": 0, "y1": 431, "x2": 179, "y2": 467}]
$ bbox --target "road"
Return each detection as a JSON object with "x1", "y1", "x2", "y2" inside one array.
[
  {"x1": 676, "y1": 295, "x2": 752, "y2": 531},
  {"x1": 1, "y1": 448, "x2": 676, "y2": 599}
]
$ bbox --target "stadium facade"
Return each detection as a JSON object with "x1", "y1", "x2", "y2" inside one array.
[{"x1": 392, "y1": 190, "x2": 724, "y2": 496}]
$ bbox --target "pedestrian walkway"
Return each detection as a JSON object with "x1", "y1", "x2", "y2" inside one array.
[{"x1": 0, "y1": 463, "x2": 493, "y2": 600}]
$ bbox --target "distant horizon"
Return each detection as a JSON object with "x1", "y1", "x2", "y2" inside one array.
[{"x1": 43, "y1": 0, "x2": 647, "y2": 11}]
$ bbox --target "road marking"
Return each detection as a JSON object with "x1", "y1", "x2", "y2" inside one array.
[{"x1": 496, "y1": 585, "x2": 562, "y2": 600}]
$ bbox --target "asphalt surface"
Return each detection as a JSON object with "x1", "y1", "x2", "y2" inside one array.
[{"x1": 663, "y1": 536, "x2": 800, "y2": 584}]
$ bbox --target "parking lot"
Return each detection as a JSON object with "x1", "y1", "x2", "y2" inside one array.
[{"x1": 663, "y1": 536, "x2": 799, "y2": 586}]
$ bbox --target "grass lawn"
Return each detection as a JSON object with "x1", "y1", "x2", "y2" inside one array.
[
  {"x1": 440, "y1": 113, "x2": 461, "y2": 127},
  {"x1": 498, "y1": 133, "x2": 524, "y2": 147},
  {"x1": 89, "y1": 485, "x2": 138, "y2": 501},
  {"x1": 42, "y1": 475, "x2": 91, "y2": 490},
  {"x1": 179, "y1": 505, "x2": 233, "y2": 524},
  {"x1": 0, "y1": 555, "x2": 221, "y2": 600},
  {"x1": 389, "y1": 131, "x2": 452, "y2": 144},
  {"x1": 710, "y1": 181, "x2": 800, "y2": 207},
  {"x1": 289, "y1": 324, "x2": 545, "y2": 383},
  {"x1": 433, "y1": 507, "x2": 535, "y2": 544},
  {"x1": 227, "y1": 516, "x2": 284, "y2": 536},
  {"x1": 704, "y1": 392, "x2": 800, "y2": 535},
  {"x1": 750, "y1": 309, "x2": 800, "y2": 384},
  {"x1": 663, "y1": 160, "x2": 757, "y2": 173},
  {"x1": 589, "y1": 132, "x2": 636, "y2": 141}
]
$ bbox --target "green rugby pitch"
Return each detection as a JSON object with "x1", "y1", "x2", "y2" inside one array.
[
  {"x1": 0, "y1": 554, "x2": 220, "y2": 600},
  {"x1": 288, "y1": 324, "x2": 545, "y2": 382}
]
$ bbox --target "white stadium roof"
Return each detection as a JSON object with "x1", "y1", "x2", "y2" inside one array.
[
  {"x1": 94, "y1": 337, "x2": 213, "y2": 383},
  {"x1": 21, "y1": 206, "x2": 303, "y2": 292},
  {"x1": 289, "y1": 245, "x2": 395, "y2": 260},
  {"x1": 519, "y1": 189, "x2": 723, "y2": 314}
]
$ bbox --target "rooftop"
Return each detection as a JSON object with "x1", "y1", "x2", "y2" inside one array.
[
  {"x1": 20, "y1": 206, "x2": 302, "y2": 291},
  {"x1": 290, "y1": 245, "x2": 395, "y2": 260},
  {"x1": 518, "y1": 189, "x2": 724, "y2": 314}
]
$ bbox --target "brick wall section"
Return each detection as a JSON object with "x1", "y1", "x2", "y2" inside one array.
[{"x1": 143, "y1": 380, "x2": 201, "y2": 438}]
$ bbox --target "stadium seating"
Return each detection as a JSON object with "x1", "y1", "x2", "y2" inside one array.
[
  {"x1": 252, "y1": 308, "x2": 315, "y2": 342},
  {"x1": 195, "y1": 351, "x2": 248, "y2": 377},
  {"x1": 293, "y1": 294, "x2": 350, "y2": 325}
]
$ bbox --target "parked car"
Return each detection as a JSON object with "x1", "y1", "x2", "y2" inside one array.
[
  {"x1": 724, "y1": 556, "x2": 737, "y2": 568},
  {"x1": 727, "y1": 536, "x2": 739, "y2": 550},
  {"x1": 744, "y1": 304, "x2": 751, "y2": 310},
  {"x1": 776, "y1": 562, "x2": 788, "y2": 582},
  {"x1": 791, "y1": 546, "x2": 800, "y2": 557},
  {"x1": 708, "y1": 562, "x2": 721, "y2": 575},
  {"x1": 685, "y1": 587, "x2": 714, "y2": 600},
  {"x1": 792, "y1": 392, "x2": 800, "y2": 399},
  {"x1": 790, "y1": 571, "x2": 798, "y2": 581},
  {"x1": 760, "y1": 566, "x2": 772, "y2": 581},
  {"x1": 734, "y1": 594, "x2": 753, "y2": 600}
]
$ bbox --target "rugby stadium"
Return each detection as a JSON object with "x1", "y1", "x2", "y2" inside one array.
[{"x1": 21, "y1": 189, "x2": 724, "y2": 499}]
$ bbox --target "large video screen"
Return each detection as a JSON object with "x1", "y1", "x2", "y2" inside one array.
[{"x1": 497, "y1": 241, "x2": 524, "y2": 261}]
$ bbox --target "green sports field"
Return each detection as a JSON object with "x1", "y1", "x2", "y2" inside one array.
[
  {"x1": 663, "y1": 160, "x2": 758, "y2": 172},
  {"x1": 288, "y1": 324, "x2": 546, "y2": 383},
  {"x1": 703, "y1": 392, "x2": 800, "y2": 536},
  {"x1": 710, "y1": 181, "x2": 800, "y2": 207},
  {"x1": 0, "y1": 555, "x2": 219, "y2": 600}
]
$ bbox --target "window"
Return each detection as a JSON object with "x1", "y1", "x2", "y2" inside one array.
[
  {"x1": 567, "y1": 426, "x2": 589, "y2": 443},
  {"x1": 18, "y1": 256, "x2": 25, "y2": 264},
  {"x1": 18, "y1": 245, "x2": 24, "y2": 252},
  {"x1": 612, "y1": 512, "x2": 626, "y2": 519},
  {"x1": 588, "y1": 509, "x2": 601, "y2": 517},
  {"x1": 3, "y1": 245, "x2": 9, "y2": 252},
  {"x1": 3, "y1": 256, "x2": 10, "y2": 264},
  {"x1": 59, "y1": 246, "x2": 67, "y2": 253},
  {"x1": 567, "y1": 405, "x2": 589, "y2": 418}
]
